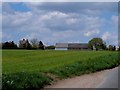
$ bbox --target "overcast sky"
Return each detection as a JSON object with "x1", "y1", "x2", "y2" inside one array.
[{"x1": 2, "y1": 2, "x2": 118, "y2": 45}]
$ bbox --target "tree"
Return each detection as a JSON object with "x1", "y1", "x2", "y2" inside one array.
[
  {"x1": 0, "y1": 43, "x2": 2, "y2": 49},
  {"x1": 39, "y1": 41, "x2": 45, "y2": 50},
  {"x1": 118, "y1": 46, "x2": 120, "y2": 51},
  {"x1": 46, "y1": 45, "x2": 55, "y2": 49},
  {"x1": 113, "y1": 46, "x2": 116, "y2": 51},
  {"x1": 2, "y1": 41, "x2": 18, "y2": 49},
  {"x1": 101, "y1": 43, "x2": 107, "y2": 50},
  {"x1": 108, "y1": 45, "x2": 114, "y2": 51},
  {"x1": 88, "y1": 37, "x2": 106, "y2": 50},
  {"x1": 30, "y1": 38, "x2": 39, "y2": 49},
  {"x1": 26, "y1": 39, "x2": 31, "y2": 49}
]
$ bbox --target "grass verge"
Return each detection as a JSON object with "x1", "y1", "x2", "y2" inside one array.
[{"x1": 2, "y1": 72, "x2": 52, "y2": 90}]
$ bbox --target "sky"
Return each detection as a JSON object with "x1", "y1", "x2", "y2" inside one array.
[{"x1": 2, "y1": 2, "x2": 118, "y2": 46}]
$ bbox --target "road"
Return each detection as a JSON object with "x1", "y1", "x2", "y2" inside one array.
[
  {"x1": 45, "y1": 67, "x2": 119, "y2": 88},
  {"x1": 97, "y1": 67, "x2": 118, "y2": 88}
]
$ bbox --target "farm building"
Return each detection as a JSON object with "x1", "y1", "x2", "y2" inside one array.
[
  {"x1": 55, "y1": 43, "x2": 68, "y2": 50},
  {"x1": 115, "y1": 46, "x2": 119, "y2": 51},
  {"x1": 55, "y1": 43, "x2": 91, "y2": 50}
]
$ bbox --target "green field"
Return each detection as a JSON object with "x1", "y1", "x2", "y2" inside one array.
[
  {"x1": 2, "y1": 50, "x2": 118, "y2": 74},
  {"x1": 2, "y1": 50, "x2": 120, "y2": 89}
]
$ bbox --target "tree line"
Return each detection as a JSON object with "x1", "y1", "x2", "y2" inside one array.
[
  {"x1": 1, "y1": 39, "x2": 46, "y2": 50},
  {"x1": 1, "y1": 37, "x2": 120, "y2": 51},
  {"x1": 88, "y1": 37, "x2": 120, "y2": 51}
]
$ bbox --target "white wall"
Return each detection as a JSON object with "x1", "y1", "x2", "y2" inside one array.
[{"x1": 55, "y1": 47, "x2": 68, "y2": 50}]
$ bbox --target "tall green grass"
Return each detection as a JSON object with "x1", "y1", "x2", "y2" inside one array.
[
  {"x1": 2, "y1": 72, "x2": 52, "y2": 90},
  {"x1": 49, "y1": 53, "x2": 119, "y2": 78}
]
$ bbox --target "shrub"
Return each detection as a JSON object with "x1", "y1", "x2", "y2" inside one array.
[{"x1": 46, "y1": 45, "x2": 55, "y2": 49}]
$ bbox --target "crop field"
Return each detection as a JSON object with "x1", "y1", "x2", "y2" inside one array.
[
  {"x1": 2, "y1": 50, "x2": 120, "y2": 89},
  {"x1": 2, "y1": 50, "x2": 119, "y2": 74}
]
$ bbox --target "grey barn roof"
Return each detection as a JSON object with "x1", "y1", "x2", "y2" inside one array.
[
  {"x1": 68, "y1": 43, "x2": 88, "y2": 48},
  {"x1": 55, "y1": 43, "x2": 89, "y2": 48}
]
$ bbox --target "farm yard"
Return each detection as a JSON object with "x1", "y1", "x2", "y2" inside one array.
[{"x1": 2, "y1": 50, "x2": 120, "y2": 89}]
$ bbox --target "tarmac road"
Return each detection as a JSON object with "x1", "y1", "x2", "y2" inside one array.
[
  {"x1": 96, "y1": 67, "x2": 118, "y2": 88},
  {"x1": 45, "y1": 67, "x2": 119, "y2": 88}
]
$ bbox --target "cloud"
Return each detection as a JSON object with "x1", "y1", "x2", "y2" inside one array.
[
  {"x1": 25, "y1": 2, "x2": 118, "y2": 13},
  {"x1": 102, "y1": 32, "x2": 111, "y2": 41},
  {"x1": 111, "y1": 15, "x2": 118, "y2": 26},
  {"x1": 2, "y1": 2, "x2": 118, "y2": 45},
  {"x1": 3, "y1": 7, "x2": 103, "y2": 32},
  {"x1": 2, "y1": 3, "x2": 15, "y2": 14},
  {"x1": 2, "y1": 11, "x2": 33, "y2": 31},
  {"x1": 84, "y1": 29, "x2": 100, "y2": 37},
  {"x1": 2, "y1": 0, "x2": 120, "y2": 2},
  {"x1": 26, "y1": 2, "x2": 43, "y2": 6},
  {"x1": 40, "y1": 11, "x2": 69, "y2": 21},
  {"x1": 101, "y1": 32, "x2": 118, "y2": 45},
  {"x1": 0, "y1": 31, "x2": 2, "y2": 39},
  {"x1": 0, "y1": 13, "x2": 2, "y2": 29},
  {"x1": 23, "y1": 33, "x2": 38, "y2": 40},
  {"x1": 0, "y1": 2, "x2": 2, "y2": 12},
  {"x1": 2, "y1": 32, "x2": 12, "y2": 41},
  {"x1": 66, "y1": 18, "x2": 79, "y2": 25}
]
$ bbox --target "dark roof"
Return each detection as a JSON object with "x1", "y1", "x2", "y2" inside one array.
[
  {"x1": 55, "y1": 43, "x2": 89, "y2": 48},
  {"x1": 68, "y1": 43, "x2": 88, "y2": 48}
]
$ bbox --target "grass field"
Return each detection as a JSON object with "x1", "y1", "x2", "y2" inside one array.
[
  {"x1": 2, "y1": 50, "x2": 120, "y2": 89},
  {"x1": 2, "y1": 50, "x2": 118, "y2": 74}
]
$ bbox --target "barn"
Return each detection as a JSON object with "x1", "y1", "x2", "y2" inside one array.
[
  {"x1": 55, "y1": 43, "x2": 68, "y2": 50},
  {"x1": 55, "y1": 43, "x2": 90, "y2": 50}
]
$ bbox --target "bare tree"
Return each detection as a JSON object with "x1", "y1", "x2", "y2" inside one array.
[
  {"x1": 0, "y1": 43, "x2": 2, "y2": 49},
  {"x1": 30, "y1": 38, "x2": 39, "y2": 49}
]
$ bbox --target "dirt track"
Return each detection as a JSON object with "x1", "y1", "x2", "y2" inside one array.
[{"x1": 45, "y1": 67, "x2": 118, "y2": 88}]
